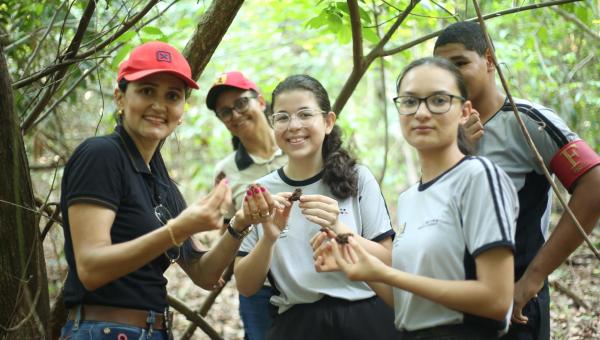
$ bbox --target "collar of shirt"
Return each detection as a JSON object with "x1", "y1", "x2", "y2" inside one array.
[
  {"x1": 113, "y1": 125, "x2": 164, "y2": 175},
  {"x1": 234, "y1": 143, "x2": 283, "y2": 171}
]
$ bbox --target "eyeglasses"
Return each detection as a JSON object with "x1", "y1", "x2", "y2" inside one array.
[
  {"x1": 215, "y1": 94, "x2": 258, "y2": 122},
  {"x1": 393, "y1": 94, "x2": 465, "y2": 115},
  {"x1": 154, "y1": 204, "x2": 180, "y2": 263},
  {"x1": 269, "y1": 108, "x2": 326, "y2": 131}
]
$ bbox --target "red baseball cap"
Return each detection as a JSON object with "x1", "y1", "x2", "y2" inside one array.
[
  {"x1": 117, "y1": 41, "x2": 199, "y2": 89},
  {"x1": 206, "y1": 71, "x2": 259, "y2": 110}
]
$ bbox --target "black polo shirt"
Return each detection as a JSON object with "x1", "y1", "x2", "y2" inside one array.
[{"x1": 61, "y1": 125, "x2": 194, "y2": 312}]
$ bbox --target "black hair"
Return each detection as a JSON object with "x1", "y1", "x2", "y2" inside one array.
[
  {"x1": 434, "y1": 21, "x2": 489, "y2": 56},
  {"x1": 271, "y1": 74, "x2": 358, "y2": 199},
  {"x1": 395, "y1": 57, "x2": 473, "y2": 155}
]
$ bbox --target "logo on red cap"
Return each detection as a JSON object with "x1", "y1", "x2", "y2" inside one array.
[
  {"x1": 156, "y1": 50, "x2": 172, "y2": 63},
  {"x1": 215, "y1": 74, "x2": 228, "y2": 85}
]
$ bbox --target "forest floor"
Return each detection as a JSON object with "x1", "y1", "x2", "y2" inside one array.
[{"x1": 45, "y1": 228, "x2": 599, "y2": 340}]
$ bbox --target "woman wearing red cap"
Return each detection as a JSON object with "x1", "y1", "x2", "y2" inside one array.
[
  {"x1": 206, "y1": 71, "x2": 287, "y2": 340},
  {"x1": 59, "y1": 42, "x2": 268, "y2": 339}
]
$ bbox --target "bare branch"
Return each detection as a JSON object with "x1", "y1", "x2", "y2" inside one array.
[
  {"x1": 431, "y1": 0, "x2": 460, "y2": 21},
  {"x1": 167, "y1": 295, "x2": 223, "y2": 340},
  {"x1": 12, "y1": 0, "x2": 160, "y2": 90},
  {"x1": 20, "y1": 0, "x2": 98, "y2": 133},
  {"x1": 183, "y1": 0, "x2": 244, "y2": 80},
  {"x1": 333, "y1": 1, "x2": 419, "y2": 114},
  {"x1": 347, "y1": 0, "x2": 364, "y2": 68},
  {"x1": 22, "y1": 0, "x2": 69, "y2": 76},
  {"x1": 180, "y1": 265, "x2": 234, "y2": 340},
  {"x1": 367, "y1": 0, "x2": 419, "y2": 62},
  {"x1": 382, "y1": 0, "x2": 583, "y2": 57},
  {"x1": 551, "y1": 7, "x2": 600, "y2": 44}
]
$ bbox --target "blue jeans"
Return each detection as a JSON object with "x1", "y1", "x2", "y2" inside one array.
[
  {"x1": 239, "y1": 286, "x2": 274, "y2": 340},
  {"x1": 60, "y1": 320, "x2": 168, "y2": 339}
]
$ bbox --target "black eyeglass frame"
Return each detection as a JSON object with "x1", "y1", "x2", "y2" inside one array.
[
  {"x1": 392, "y1": 93, "x2": 466, "y2": 115},
  {"x1": 215, "y1": 93, "x2": 259, "y2": 122}
]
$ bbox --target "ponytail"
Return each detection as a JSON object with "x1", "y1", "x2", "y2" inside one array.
[{"x1": 322, "y1": 125, "x2": 358, "y2": 199}]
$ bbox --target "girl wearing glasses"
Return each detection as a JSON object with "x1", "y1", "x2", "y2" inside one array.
[
  {"x1": 327, "y1": 57, "x2": 518, "y2": 339},
  {"x1": 205, "y1": 71, "x2": 288, "y2": 340},
  {"x1": 234, "y1": 74, "x2": 399, "y2": 340},
  {"x1": 60, "y1": 42, "x2": 260, "y2": 339}
]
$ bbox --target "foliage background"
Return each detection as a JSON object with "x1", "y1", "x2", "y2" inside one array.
[{"x1": 2, "y1": 0, "x2": 598, "y2": 338}]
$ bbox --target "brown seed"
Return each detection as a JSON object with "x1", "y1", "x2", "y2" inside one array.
[
  {"x1": 335, "y1": 233, "x2": 352, "y2": 244},
  {"x1": 215, "y1": 171, "x2": 226, "y2": 185},
  {"x1": 288, "y1": 188, "x2": 303, "y2": 202}
]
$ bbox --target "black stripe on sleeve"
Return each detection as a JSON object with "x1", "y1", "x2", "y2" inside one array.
[
  {"x1": 371, "y1": 229, "x2": 395, "y2": 243},
  {"x1": 474, "y1": 158, "x2": 508, "y2": 241},
  {"x1": 492, "y1": 163, "x2": 513, "y2": 243},
  {"x1": 514, "y1": 104, "x2": 569, "y2": 147},
  {"x1": 67, "y1": 196, "x2": 118, "y2": 211}
]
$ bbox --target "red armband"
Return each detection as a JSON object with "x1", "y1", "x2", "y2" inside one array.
[{"x1": 550, "y1": 140, "x2": 600, "y2": 191}]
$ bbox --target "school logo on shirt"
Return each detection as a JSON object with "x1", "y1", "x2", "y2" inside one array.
[
  {"x1": 279, "y1": 225, "x2": 289, "y2": 238},
  {"x1": 418, "y1": 219, "x2": 440, "y2": 229}
]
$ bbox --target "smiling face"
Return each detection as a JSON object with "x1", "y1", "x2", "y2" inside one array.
[
  {"x1": 271, "y1": 90, "x2": 335, "y2": 163},
  {"x1": 397, "y1": 64, "x2": 470, "y2": 154},
  {"x1": 115, "y1": 73, "x2": 185, "y2": 149},
  {"x1": 214, "y1": 88, "x2": 267, "y2": 139}
]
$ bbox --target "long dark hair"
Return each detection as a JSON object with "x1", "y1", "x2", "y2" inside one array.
[
  {"x1": 395, "y1": 57, "x2": 474, "y2": 155},
  {"x1": 271, "y1": 75, "x2": 358, "y2": 199}
]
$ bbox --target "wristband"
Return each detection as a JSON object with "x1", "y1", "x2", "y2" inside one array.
[
  {"x1": 227, "y1": 216, "x2": 253, "y2": 240},
  {"x1": 550, "y1": 140, "x2": 600, "y2": 191}
]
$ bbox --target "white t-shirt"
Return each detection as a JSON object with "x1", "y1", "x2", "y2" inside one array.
[
  {"x1": 393, "y1": 156, "x2": 518, "y2": 332},
  {"x1": 239, "y1": 165, "x2": 395, "y2": 314}
]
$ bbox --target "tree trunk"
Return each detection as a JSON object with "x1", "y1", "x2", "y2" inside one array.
[
  {"x1": 0, "y1": 47, "x2": 50, "y2": 338},
  {"x1": 184, "y1": 0, "x2": 245, "y2": 80}
]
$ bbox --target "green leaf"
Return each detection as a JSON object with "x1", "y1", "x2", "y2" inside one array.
[
  {"x1": 141, "y1": 26, "x2": 164, "y2": 36},
  {"x1": 362, "y1": 27, "x2": 379, "y2": 44},
  {"x1": 116, "y1": 30, "x2": 136, "y2": 43},
  {"x1": 112, "y1": 44, "x2": 134, "y2": 67}
]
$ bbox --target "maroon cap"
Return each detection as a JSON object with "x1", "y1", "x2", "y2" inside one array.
[
  {"x1": 117, "y1": 41, "x2": 199, "y2": 89},
  {"x1": 206, "y1": 71, "x2": 259, "y2": 110}
]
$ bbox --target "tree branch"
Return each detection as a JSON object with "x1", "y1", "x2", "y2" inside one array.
[
  {"x1": 12, "y1": 0, "x2": 160, "y2": 90},
  {"x1": 347, "y1": 0, "x2": 363, "y2": 69},
  {"x1": 20, "y1": 0, "x2": 97, "y2": 133},
  {"x1": 382, "y1": 0, "x2": 583, "y2": 57},
  {"x1": 332, "y1": 0, "x2": 419, "y2": 114},
  {"x1": 551, "y1": 7, "x2": 600, "y2": 44},
  {"x1": 167, "y1": 295, "x2": 222, "y2": 340},
  {"x1": 183, "y1": 0, "x2": 244, "y2": 81}
]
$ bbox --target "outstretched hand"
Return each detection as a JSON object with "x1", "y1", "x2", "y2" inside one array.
[
  {"x1": 299, "y1": 194, "x2": 340, "y2": 231},
  {"x1": 176, "y1": 179, "x2": 232, "y2": 234},
  {"x1": 312, "y1": 228, "x2": 340, "y2": 272},
  {"x1": 235, "y1": 186, "x2": 292, "y2": 242},
  {"x1": 330, "y1": 236, "x2": 387, "y2": 282}
]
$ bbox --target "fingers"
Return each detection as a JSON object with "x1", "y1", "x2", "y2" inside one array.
[
  {"x1": 299, "y1": 195, "x2": 339, "y2": 229},
  {"x1": 511, "y1": 306, "x2": 528, "y2": 324}
]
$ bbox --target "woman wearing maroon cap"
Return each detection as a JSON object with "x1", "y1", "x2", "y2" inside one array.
[
  {"x1": 59, "y1": 42, "x2": 268, "y2": 339},
  {"x1": 206, "y1": 71, "x2": 287, "y2": 340}
]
